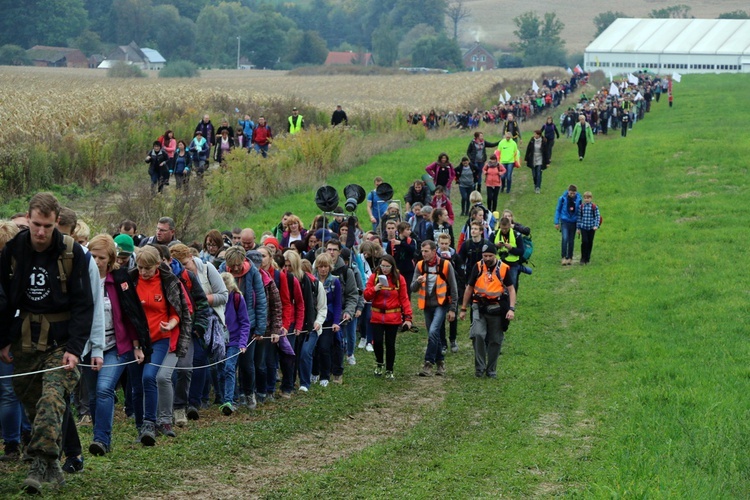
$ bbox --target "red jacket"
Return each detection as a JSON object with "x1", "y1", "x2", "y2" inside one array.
[
  {"x1": 363, "y1": 273, "x2": 412, "y2": 325},
  {"x1": 275, "y1": 270, "x2": 305, "y2": 332}
]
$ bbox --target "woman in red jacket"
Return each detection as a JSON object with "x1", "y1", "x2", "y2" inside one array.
[{"x1": 363, "y1": 254, "x2": 412, "y2": 379}]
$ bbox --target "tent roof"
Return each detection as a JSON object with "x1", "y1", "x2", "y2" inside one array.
[{"x1": 586, "y1": 18, "x2": 750, "y2": 56}]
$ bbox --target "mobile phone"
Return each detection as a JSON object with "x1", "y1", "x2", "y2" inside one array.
[{"x1": 378, "y1": 275, "x2": 389, "y2": 288}]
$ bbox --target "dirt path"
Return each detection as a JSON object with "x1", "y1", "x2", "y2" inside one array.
[{"x1": 159, "y1": 378, "x2": 447, "y2": 499}]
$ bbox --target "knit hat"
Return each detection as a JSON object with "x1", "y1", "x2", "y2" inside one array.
[
  {"x1": 114, "y1": 234, "x2": 135, "y2": 256},
  {"x1": 481, "y1": 242, "x2": 498, "y2": 255},
  {"x1": 264, "y1": 237, "x2": 282, "y2": 252}
]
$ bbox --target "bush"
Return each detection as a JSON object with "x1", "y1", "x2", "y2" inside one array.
[
  {"x1": 158, "y1": 60, "x2": 201, "y2": 78},
  {"x1": 107, "y1": 62, "x2": 146, "y2": 78},
  {"x1": 0, "y1": 44, "x2": 31, "y2": 66}
]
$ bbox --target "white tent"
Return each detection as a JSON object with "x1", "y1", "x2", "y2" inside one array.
[{"x1": 584, "y1": 18, "x2": 750, "y2": 74}]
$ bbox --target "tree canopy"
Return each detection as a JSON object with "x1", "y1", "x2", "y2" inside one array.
[
  {"x1": 512, "y1": 11, "x2": 566, "y2": 67},
  {"x1": 593, "y1": 11, "x2": 630, "y2": 37}
]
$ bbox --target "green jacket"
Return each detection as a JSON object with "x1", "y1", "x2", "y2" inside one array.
[{"x1": 572, "y1": 122, "x2": 594, "y2": 144}]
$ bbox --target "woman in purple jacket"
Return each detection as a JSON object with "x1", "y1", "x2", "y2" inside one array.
[{"x1": 219, "y1": 273, "x2": 250, "y2": 415}]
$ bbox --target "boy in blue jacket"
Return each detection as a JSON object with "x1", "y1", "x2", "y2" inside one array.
[{"x1": 554, "y1": 184, "x2": 582, "y2": 265}]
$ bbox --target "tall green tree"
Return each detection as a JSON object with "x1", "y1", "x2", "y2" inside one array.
[
  {"x1": 388, "y1": 0, "x2": 448, "y2": 34},
  {"x1": 411, "y1": 33, "x2": 462, "y2": 69},
  {"x1": 240, "y1": 8, "x2": 296, "y2": 69},
  {"x1": 371, "y1": 19, "x2": 399, "y2": 66},
  {"x1": 0, "y1": 0, "x2": 88, "y2": 48},
  {"x1": 283, "y1": 30, "x2": 329, "y2": 65},
  {"x1": 649, "y1": 5, "x2": 691, "y2": 19},
  {"x1": 593, "y1": 11, "x2": 630, "y2": 37},
  {"x1": 71, "y1": 30, "x2": 102, "y2": 56},
  {"x1": 113, "y1": 0, "x2": 154, "y2": 44},
  {"x1": 150, "y1": 5, "x2": 196, "y2": 61},
  {"x1": 512, "y1": 11, "x2": 566, "y2": 67},
  {"x1": 0, "y1": 45, "x2": 32, "y2": 65}
]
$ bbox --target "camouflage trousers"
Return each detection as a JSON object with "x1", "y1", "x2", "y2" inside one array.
[{"x1": 10, "y1": 342, "x2": 80, "y2": 460}]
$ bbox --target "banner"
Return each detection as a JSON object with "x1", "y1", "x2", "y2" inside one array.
[
  {"x1": 566, "y1": 67, "x2": 573, "y2": 75},
  {"x1": 499, "y1": 93, "x2": 505, "y2": 103},
  {"x1": 574, "y1": 64, "x2": 583, "y2": 74},
  {"x1": 628, "y1": 73, "x2": 639, "y2": 85},
  {"x1": 635, "y1": 92, "x2": 643, "y2": 101}
]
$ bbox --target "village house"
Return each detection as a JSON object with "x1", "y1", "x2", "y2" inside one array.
[
  {"x1": 463, "y1": 43, "x2": 496, "y2": 71},
  {"x1": 26, "y1": 46, "x2": 89, "y2": 68}
]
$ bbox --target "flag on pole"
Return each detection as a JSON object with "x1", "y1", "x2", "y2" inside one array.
[
  {"x1": 574, "y1": 64, "x2": 583, "y2": 74},
  {"x1": 499, "y1": 93, "x2": 505, "y2": 103},
  {"x1": 531, "y1": 80, "x2": 539, "y2": 92},
  {"x1": 504, "y1": 90, "x2": 512, "y2": 101},
  {"x1": 628, "y1": 73, "x2": 639, "y2": 85},
  {"x1": 609, "y1": 82, "x2": 619, "y2": 96},
  {"x1": 566, "y1": 67, "x2": 573, "y2": 75},
  {"x1": 635, "y1": 92, "x2": 643, "y2": 101},
  {"x1": 672, "y1": 72, "x2": 682, "y2": 83}
]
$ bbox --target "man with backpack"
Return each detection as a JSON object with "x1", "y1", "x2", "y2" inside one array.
[
  {"x1": 493, "y1": 217, "x2": 525, "y2": 292},
  {"x1": 250, "y1": 116, "x2": 273, "y2": 158},
  {"x1": 0, "y1": 192, "x2": 95, "y2": 494},
  {"x1": 459, "y1": 243, "x2": 516, "y2": 378},
  {"x1": 412, "y1": 240, "x2": 459, "y2": 377}
]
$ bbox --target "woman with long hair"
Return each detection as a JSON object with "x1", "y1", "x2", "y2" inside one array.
[
  {"x1": 363, "y1": 254, "x2": 412, "y2": 379},
  {"x1": 280, "y1": 215, "x2": 307, "y2": 247}
]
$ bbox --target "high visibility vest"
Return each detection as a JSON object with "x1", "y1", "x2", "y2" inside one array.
[
  {"x1": 494, "y1": 229, "x2": 519, "y2": 263},
  {"x1": 472, "y1": 261, "x2": 508, "y2": 302},
  {"x1": 288, "y1": 115, "x2": 303, "y2": 134},
  {"x1": 416, "y1": 259, "x2": 450, "y2": 310}
]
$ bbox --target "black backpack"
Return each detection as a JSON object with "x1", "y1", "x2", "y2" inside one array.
[{"x1": 299, "y1": 273, "x2": 319, "y2": 333}]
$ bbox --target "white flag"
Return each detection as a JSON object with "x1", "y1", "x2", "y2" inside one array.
[
  {"x1": 566, "y1": 67, "x2": 573, "y2": 74},
  {"x1": 498, "y1": 93, "x2": 505, "y2": 103},
  {"x1": 574, "y1": 64, "x2": 583, "y2": 74},
  {"x1": 635, "y1": 92, "x2": 643, "y2": 101},
  {"x1": 672, "y1": 72, "x2": 682, "y2": 83},
  {"x1": 628, "y1": 73, "x2": 639, "y2": 85},
  {"x1": 609, "y1": 82, "x2": 619, "y2": 96},
  {"x1": 504, "y1": 90, "x2": 512, "y2": 101},
  {"x1": 531, "y1": 80, "x2": 539, "y2": 92}
]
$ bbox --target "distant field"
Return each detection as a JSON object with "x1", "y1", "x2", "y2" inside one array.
[
  {"x1": 0, "y1": 66, "x2": 563, "y2": 145},
  {"x1": 456, "y1": 0, "x2": 749, "y2": 52}
]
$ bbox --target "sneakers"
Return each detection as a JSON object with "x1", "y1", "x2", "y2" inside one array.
[
  {"x1": 220, "y1": 403, "x2": 235, "y2": 416},
  {"x1": 77, "y1": 414, "x2": 92, "y2": 426},
  {"x1": 441, "y1": 345, "x2": 448, "y2": 356},
  {"x1": 239, "y1": 394, "x2": 247, "y2": 406},
  {"x1": 579, "y1": 156, "x2": 583, "y2": 161},
  {"x1": 365, "y1": 342, "x2": 374, "y2": 352},
  {"x1": 156, "y1": 423, "x2": 176, "y2": 438},
  {"x1": 298, "y1": 386, "x2": 309, "y2": 393},
  {"x1": 88, "y1": 441, "x2": 108, "y2": 457},
  {"x1": 419, "y1": 362, "x2": 434, "y2": 377},
  {"x1": 247, "y1": 394, "x2": 257, "y2": 410},
  {"x1": 436, "y1": 361, "x2": 446, "y2": 376},
  {"x1": 450, "y1": 341, "x2": 458, "y2": 353},
  {"x1": 319, "y1": 379, "x2": 329, "y2": 387},
  {"x1": 534, "y1": 187, "x2": 541, "y2": 194},
  {"x1": 0, "y1": 442, "x2": 20, "y2": 461},
  {"x1": 374, "y1": 364, "x2": 383, "y2": 376},
  {"x1": 62, "y1": 455, "x2": 84, "y2": 473},
  {"x1": 347, "y1": 355, "x2": 356, "y2": 365},
  {"x1": 357, "y1": 338, "x2": 367, "y2": 349},
  {"x1": 186, "y1": 406, "x2": 200, "y2": 421},
  {"x1": 311, "y1": 375, "x2": 320, "y2": 384},
  {"x1": 384, "y1": 371, "x2": 395, "y2": 380},
  {"x1": 256, "y1": 393, "x2": 267, "y2": 404},
  {"x1": 332, "y1": 375, "x2": 343, "y2": 385},
  {"x1": 174, "y1": 408, "x2": 187, "y2": 427},
  {"x1": 23, "y1": 456, "x2": 54, "y2": 494},
  {"x1": 139, "y1": 421, "x2": 156, "y2": 446}
]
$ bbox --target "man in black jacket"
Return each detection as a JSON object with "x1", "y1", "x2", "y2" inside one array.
[{"x1": 0, "y1": 192, "x2": 94, "y2": 494}]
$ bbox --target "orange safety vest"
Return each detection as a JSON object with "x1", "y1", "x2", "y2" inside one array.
[
  {"x1": 472, "y1": 261, "x2": 509, "y2": 303},
  {"x1": 416, "y1": 258, "x2": 451, "y2": 310}
]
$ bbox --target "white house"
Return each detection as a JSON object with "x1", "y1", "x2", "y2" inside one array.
[
  {"x1": 103, "y1": 42, "x2": 166, "y2": 70},
  {"x1": 584, "y1": 18, "x2": 750, "y2": 74}
]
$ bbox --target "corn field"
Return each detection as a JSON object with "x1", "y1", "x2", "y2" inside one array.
[{"x1": 0, "y1": 66, "x2": 564, "y2": 147}]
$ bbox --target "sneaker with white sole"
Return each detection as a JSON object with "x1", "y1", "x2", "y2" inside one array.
[
  {"x1": 385, "y1": 371, "x2": 395, "y2": 380},
  {"x1": 450, "y1": 341, "x2": 458, "y2": 353},
  {"x1": 247, "y1": 394, "x2": 257, "y2": 410},
  {"x1": 374, "y1": 364, "x2": 383, "y2": 376},
  {"x1": 357, "y1": 338, "x2": 367, "y2": 349},
  {"x1": 347, "y1": 355, "x2": 356, "y2": 365},
  {"x1": 298, "y1": 386, "x2": 309, "y2": 393},
  {"x1": 365, "y1": 342, "x2": 374, "y2": 352},
  {"x1": 311, "y1": 375, "x2": 320, "y2": 384},
  {"x1": 319, "y1": 379, "x2": 329, "y2": 387},
  {"x1": 174, "y1": 408, "x2": 187, "y2": 427}
]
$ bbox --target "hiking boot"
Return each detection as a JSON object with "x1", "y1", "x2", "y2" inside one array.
[
  {"x1": 332, "y1": 375, "x2": 343, "y2": 385},
  {"x1": 186, "y1": 406, "x2": 200, "y2": 421},
  {"x1": 384, "y1": 371, "x2": 395, "y2": 380},
  {"x1": 256, "y1": 393, "x2": 267, "y2": 404},
  {"x1": 23, "y1": 456, "x2": 50, "y2": 494},
  {"x1": 450, "y1": 341, "x2": 458, "y2": 353},
  {"x1": 266, "y1": 394, "x2": 275, "y2": 403},
  {"x1": 436, "y1": 361, "x2": 446, "y2": 376},
  {"x1": 139, "y1": 421, "x2": 156, "y2": 446},
  {"x1": 374, "y1": 364, "x2": 383, "y2": 377},
  {"x1": 419, "y1": 362, "x2": 434, "y2": 377},
  {"x1": 174, "y1": 408, "x2": 187, "y2": 427},
  {"x1": 62, "y1": 455, "x2": 83, "y2": 473},
  {"x1": 0, "y1": 441, "x2": 20, "y2": 461},
  {"x1": 357, "y1": 338, "x2": 367, "y2": 349},
  {"x1": 156, "y1": 423, "x2": 176, "y2": 438},
  {"x1": 77, "y1": 414, "x2": 92, "y2": 426},
  {"x1": 220, "y1": 403, "x2": 235, "y2": 416},
  {"x1": 239, "y1": 394, "x2": 247, "y2": 407},
  {"x1": 280, "y1": 392, "x2": 292, "y2": 399},
  {"x1": 534, "y1": 187, "x2": 541, "y2": 194},
  {"x1": 247, "y1": 394, "x2": 257, "y2": 410},
  {"x1": 88, "y1": 441, "x2": 108, "y2": 457},
  {"x1": 45, "y1": 458, "x2": 66, "y2": 489}
]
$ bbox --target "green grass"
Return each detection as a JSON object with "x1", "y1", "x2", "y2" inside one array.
[{"x1": 2, "y1": 74, "x2": 749, "y2": 497}]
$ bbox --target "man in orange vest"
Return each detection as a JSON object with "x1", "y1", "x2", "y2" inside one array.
[
  {"x1": 411, "y1": 240, "x2": 458, "y2": 377},
  {"x1": 459, "y1": 242, "x2": 516, "y2": 378}
]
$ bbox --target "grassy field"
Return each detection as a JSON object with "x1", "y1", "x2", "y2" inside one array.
[{"x1": 1, "y1": 74, "x2": 749, "y2": 497}]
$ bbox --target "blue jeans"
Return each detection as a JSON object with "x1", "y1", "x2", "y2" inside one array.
[
  {"x1": 360, "y1": 303, "x2": 373, "y2": 344},
  {"x1": 424, "y1": 305, "x2": 448, "y2": 364},
  {"x1": 531, "y1": 165, "x2": 543, "y2": 189},
  {"x1": 89, "y1": 348, "x2": 135, "y2": 449},
  {"x1": 0, "y1": 359, "x2": 30, "y2": 444},
  {"x1": 188, "y1": 338, "x2": 209, "y2": 407},
  {"x1": 298, "y1": 331, "x2": 319, "y2": 389},
  {"x1": 253, "y1": 144, "x2": 269, "y2": 158},
  {"x1": 501, "y1": 163, "x2": 514, "y2": 193},
  {"x1": 561, "y1": 221, "x2": 577, "y2": 259},
  {"x1": 222, "y1": 346, "x2": 240, "y2": 404},
  {"x1": 140, "y1": 338, "x2": 170, "y2": 424},
  {"x1": 344, "y1": 318, "x2": 357, "y2": 357},
  {"x1": 459, "y1": 186, "x2": 473, "y2": 215}
]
